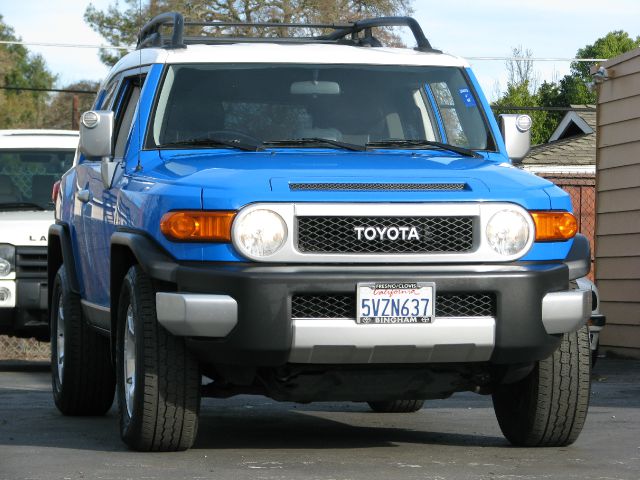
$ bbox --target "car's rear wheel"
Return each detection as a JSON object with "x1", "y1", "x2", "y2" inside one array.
[
  {"x1": 492, "y1": 325, "x2": 591, "y2": 447},
  {"x1": 116, "y1": 265, "x2": 201, "y2": 451},
  {"x1": 367, "y1": 399, "x2": 425, "y2": 413},
  {"x1": 50, "y1": 266, "x2": 115, "y2": 415}
]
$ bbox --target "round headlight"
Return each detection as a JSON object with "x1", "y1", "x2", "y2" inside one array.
[
  {"x1": 0, "y1": 287, "x2": 10, "y2": 302},
  {"x1": 233, "y1": 209, "x2": 287, "y2": 258},
  {"x1": 0, "y1": 258, "x2": 11, "y2": 277},
  {"x1": 486, "y1": 210, "x2": 530, "y2": 256}
]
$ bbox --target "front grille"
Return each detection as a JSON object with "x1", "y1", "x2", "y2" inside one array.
[
  {"x1": 290, "y1": 183, "x2": 467, "y2": 192},
  {"x1": 15, "y1": 246, "x2": 47, "y2": 279},
  {"x1": 292, "y1": 293, "x2": 496, "y2": 319},
  {"x1": 297, "y1": 216, "x2": 474, "y2": 254}
]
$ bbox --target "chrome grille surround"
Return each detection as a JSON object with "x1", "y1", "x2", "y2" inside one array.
[{"x1": 231, "y1": 202, "x2": 535, "y2": 263}]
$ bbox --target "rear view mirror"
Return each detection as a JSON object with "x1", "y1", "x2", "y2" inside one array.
[
  {"x1": 499, "y1": 114, "x2": 531, "y2": 164},
  {"x1": 79, "y1": 110, "x2": 114, "y2": 159},
  {"x1": 290, "y1": 81, "x2": 341, "y2": 95}
]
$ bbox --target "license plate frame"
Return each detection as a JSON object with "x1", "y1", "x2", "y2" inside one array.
[{"x1": 356, "y1": 282, "x2": 436, "y2": 324}]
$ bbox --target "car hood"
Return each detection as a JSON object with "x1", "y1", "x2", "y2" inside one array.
[{"x1": 148, "y1": 149, "x2": 558, "y2": 210}]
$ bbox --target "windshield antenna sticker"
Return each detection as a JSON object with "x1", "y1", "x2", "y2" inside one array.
[{"x1": 459, "y1": 88, "x2": 476, "y2": 107}]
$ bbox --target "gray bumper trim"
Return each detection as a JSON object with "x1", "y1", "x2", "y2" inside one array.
[
  {"x1": 289, "y1": 317, "x2": 495, "y2": 364},
  {"x1": 541, "y1": 289, "x2": 591, "y2": 334},
  {"x1": 155, "y1": 293, "x2": 237, "y2": 337}
]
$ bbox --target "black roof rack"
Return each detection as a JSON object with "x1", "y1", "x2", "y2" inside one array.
[{"x1": 136, "y1": 12, "x2": 441, "y2": 53}]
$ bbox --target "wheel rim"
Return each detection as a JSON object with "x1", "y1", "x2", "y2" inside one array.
[
  {"x1": 124, "y1": 305, "x2": 136, "y2": 418},
  {"x1": 56, "y1": 303, "x2": 65, "y2": 384}
]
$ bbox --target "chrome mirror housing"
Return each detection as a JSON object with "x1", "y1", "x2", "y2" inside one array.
[
  {"x1": 499, "y1": 114, "x2": 532, "y2": 164},
  {"x1": 79, "y1": 110, "x2": 114, "y2": 159}
]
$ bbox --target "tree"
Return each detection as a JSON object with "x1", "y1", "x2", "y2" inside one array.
[
  {"x1": 0, "y1": 15, "x2": 56, "y2": 128},
  {"x1": 494, "y1": 31, "x2": 640, "y2": 144},
  {"x1": 505, "y1": 46, "x2": 537, "y2": 93},
  {"x1": 561, "y1": 30, "x2": 640, "y2": 105},
  {"x1": 85, "y1": 0, "x2": 414, "y2": 66},
  {"x1": 43, "y1": 81, "x2": 100, "y2": 130},
  {"x1": 572, "y1": 30, "x2": 640, "y2": 79},
  {"x1": 493, "y1": 47, "x2": 550, "y2": 145}
]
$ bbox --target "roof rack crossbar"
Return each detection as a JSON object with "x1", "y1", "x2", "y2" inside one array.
[
  {"x1": 136, "y1": 12, "x2": 439, "y2": 53},
  {"x1": 184, "y1": 21, "x2": 354, "y2": 29},
  {"x1": 178, "y1": 36, "x2": 346, "y2": 45}
]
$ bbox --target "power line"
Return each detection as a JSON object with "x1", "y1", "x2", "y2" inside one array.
[
  {"x1": 492, "y1": 106, "x2": 595, "y2": 112},
  {"x1": 1, "y1": 85, "x2": 598, "y2": 113},
  {"x1": 0, "y1": 40, "x2": 609, "y2": 62},
  {"x1": 466, "y1": 56, "x2": 606, "y2": 63},
  {"x1": 0, "y1": 86, "x2": 97, "y2": 94},
  {"x1": 0, "y1": 40, "x2": 131, "y2": 50}
]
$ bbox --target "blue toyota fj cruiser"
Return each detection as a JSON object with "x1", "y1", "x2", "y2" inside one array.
[{"x1": 49, "y1": 13, "x2": 592, "y2": 451}]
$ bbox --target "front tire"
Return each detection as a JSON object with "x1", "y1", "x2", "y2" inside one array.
[
  {"x1": 116, "y1": 265, "x2": 201, "y2": 452},
  {"x1": 368, "y1": 400, "x2": 425, "y2": 413},
  {"x1": 50, "y1": 266, "x2": 115, "y2": 415},
  {"x1": 492, "y1": 325, "x2": 591, "y2": 447}
]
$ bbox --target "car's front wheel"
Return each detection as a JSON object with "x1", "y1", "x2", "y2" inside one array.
[
  {"x1": 492, "y1": 325, "x2": 591, "y2": 447},
  {"x1": 116, "y1": 265, "x2": 201, "y2": 451}
]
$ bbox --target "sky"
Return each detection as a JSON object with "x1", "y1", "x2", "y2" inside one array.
[{"x1": 2, "y1": 0, "x2": 640, "y2": 101}]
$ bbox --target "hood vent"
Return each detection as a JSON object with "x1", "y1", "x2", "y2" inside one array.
[{"x1": 289, "y1": 182, "x2": 467, "y2": 192}]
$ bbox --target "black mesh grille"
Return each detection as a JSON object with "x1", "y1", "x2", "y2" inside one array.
[
  {"x1": 436, "y1": 293, "x2": 496, "y2": 317},
  {"x1": 290, "y1": 183, "x2": 467, "y2": 192},
  {"x1": 15, "y1": 246, "x2": 47, "y2": 279},
  {"x1": 292, "y1": 293, "x2": 496, "y2": 319},
  {"x1": 297, "y1": 216, "x2": 474, "y2": 253}
]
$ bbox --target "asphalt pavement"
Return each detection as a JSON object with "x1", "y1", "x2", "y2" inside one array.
[{"x1": 0, "y1": 358, "x2": 639, "y2": 480}]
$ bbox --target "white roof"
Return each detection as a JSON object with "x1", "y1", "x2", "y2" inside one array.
[
  {"x1": 109, "y1": 43, "x2": 468, "y2": 80},
  {"x1": 0, "y1": 130, "x2": 79, "y2": 150}
]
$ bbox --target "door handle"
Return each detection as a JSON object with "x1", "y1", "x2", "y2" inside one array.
[{"x1": 77, "y1": 189, "x2": 91, "y2": 203}]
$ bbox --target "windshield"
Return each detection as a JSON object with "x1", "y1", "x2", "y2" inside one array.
[
  {"x1": 149, "y1": 64, "x2": 494, "y2": 152},
  {"x1": 0, "y1": 149, "x2": 74, "y2": 210}
]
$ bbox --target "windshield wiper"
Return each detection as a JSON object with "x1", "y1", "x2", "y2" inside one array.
[
  {"x1": 159, "y1": 135, "x2": 263, "y2": 152},
  {"x1": 0, "y1": 202, "x2": 48, "y2": 211},
  {"x1": 264, "y1": 137, "x2": 366, "y2": 152},
  {"x1": 366, "y1": 139, "x2": 482, "y2": 158}
]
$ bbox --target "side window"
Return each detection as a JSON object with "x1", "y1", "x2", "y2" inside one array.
[
  {"x1": 428, "y1": 82, "x2": 468, "y2": 147},
  {"x1": 96, "y1": 78, "x2": 120, "y2": 110},
  {"x1": 112, "y1": 75, "x2": 145, "y2": 159}
]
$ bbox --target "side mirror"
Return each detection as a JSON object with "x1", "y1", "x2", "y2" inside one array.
[
  {"x1": 78, "y1": 111, "x2": 114, "y2": 159},
  {"x1": 499, "y1": 114, "x2": 532, "y2": 164}
]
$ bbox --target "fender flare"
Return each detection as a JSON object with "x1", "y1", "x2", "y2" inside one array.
[{"x1": 48, "y1": 223, "x2": 80, "y2": 312}]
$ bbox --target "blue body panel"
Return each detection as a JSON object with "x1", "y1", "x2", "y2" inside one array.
[{"x1": 58, "y1": 61, "x2": 577, "y2": 308}]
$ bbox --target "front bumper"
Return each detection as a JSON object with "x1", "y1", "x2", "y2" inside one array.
[
  {"x1": 0, "y1": 279, "x2": 48, "y2": 336},
  {"x1": 152, "y1": 261, "x2": 589, "y2": 366}
]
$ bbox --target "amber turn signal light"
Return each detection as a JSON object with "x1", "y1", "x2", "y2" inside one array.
[
  {"x1": 160, "y1": 211, "x2": 235, "y2": 242},
  {"x1": 531, "y1": 211, "x2": 578, "y2": 241}
]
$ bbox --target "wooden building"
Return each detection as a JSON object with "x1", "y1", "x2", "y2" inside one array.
[{"x1": 593, "y1": 48, "x2": 640, "y2": 358}]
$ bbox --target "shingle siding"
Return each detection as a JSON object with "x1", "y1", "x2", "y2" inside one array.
[{"x1": 595, "y1": 47, "x2": 640, "y2": 358}]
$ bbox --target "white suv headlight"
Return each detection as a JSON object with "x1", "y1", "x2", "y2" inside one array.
[
  {"x1": 0, "y1": 258, "x2": 10, "y2": 277},
  {"x1": 486, "y1": 210, "x2": 531, "y2": 256},
  {"x1": 233, "y1": 209, "x2": 287, "y2": 258},
  {"x1": 0, "y1": 244, "x2": 15, "y2": 277}
]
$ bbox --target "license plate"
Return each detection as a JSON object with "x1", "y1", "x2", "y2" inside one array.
[{"x1": 356, "y1": 282, "x2": 435, "y2": 324}]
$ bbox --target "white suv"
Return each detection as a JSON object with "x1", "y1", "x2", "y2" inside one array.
[{"x1": 0, "y1": 130, "x2": 78, "y2": 339}]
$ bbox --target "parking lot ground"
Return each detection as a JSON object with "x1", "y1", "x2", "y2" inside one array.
[{"x1": 1, "y1": 357, "x2": 639, "y2": 480}]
